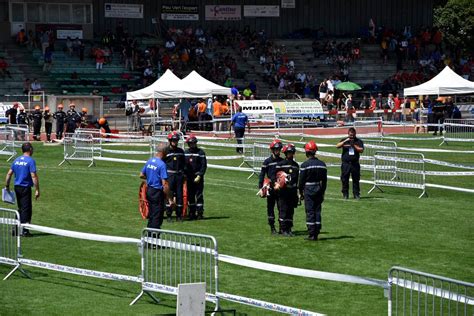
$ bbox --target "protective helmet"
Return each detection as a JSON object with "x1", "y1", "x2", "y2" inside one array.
[
  {"x1": 258, "y1": 178, "x2": 271, "y2": 198},
  {"x1": 69, "y1": 103, "x2": 75, "y2": 107},
  {"x1": 57, "y1": 104, "x2": 64, "y2": 109},
  {"x1": 44, "y1": 106, "x2": 50, "y2": 111},
  {"x1": 276, "y1": 171, "x2": 289, "y2": 189},
  {"x1": 282, "y1": 143, "x2": 296, "y2": 154},
  {"x1": 304, "y1": 140, "x2": 318, "y2": 153},
  {"x1": 167, "y1": 131, "x2": 180, "y2": 142},
  {"x1": 269, "y1": 139, "x2": 282, "y2": 150},
  {"x1": 81, "y1": 107, "x2": 88, "y2": 113},
  {"x1": 185, "y1": 134, "x2": 198, "y2": 143},
  {"x1": 98, "y1": 117, "x2": 106, "y2": 125},
  {"x1": 34, "y1": 105, "x2": 41, "y2": 110}
]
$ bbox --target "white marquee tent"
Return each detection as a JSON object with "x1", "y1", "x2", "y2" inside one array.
[
  {"x1": 404, "y1": 66, "x2": 474, "y2": 96},
  {"x1": 126, "y1": 69, "x2": 182, "y2": 100},
  {"x1": 178, "y1": 70, "x2": 232, "y2": 97}
]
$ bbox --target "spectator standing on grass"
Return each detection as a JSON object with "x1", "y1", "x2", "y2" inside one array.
[
  {"x1": 5, "y1": 142, "x2": 40, "y2": 237},
  {"x1": 139, "y1": 144, "x2": 170, "y2": 230},
  {"x1": 299, "y1": 141, "x2": 327, "y2": 241},
  {"x1": 336, "y1": 128, "x2": 364, "y2": 200},
  {"x1": 230, "y1": 106, "x2": 250, "y2": 154}
]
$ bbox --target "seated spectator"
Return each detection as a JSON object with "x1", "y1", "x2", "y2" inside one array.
[
  {"x1": 23, "y1": 78, "x2": 30, "y2": 94},
  {"x1": 0, "y1": 57, "x2": 13, "y2": 79},
  {"x1": 65, "y1": 37, "x2": 73, "y2": 56},
  {"x1": 165, "y1": 38, "x2": 176, "y2": 51},
  {"x1": 16, "y1": 29, "x2": 27, "y2": 46},
  {"x1": 30, "y1": 78, "x2": 42, "y2": 91}
]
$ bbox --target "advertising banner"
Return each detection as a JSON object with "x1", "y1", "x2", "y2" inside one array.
[
  {"x1": 243, "y1": 5, "x2": 280, "y2": 17},
  {"x1": 205, "y1": 5, "x2": 241, "y2": 21},
  {"x1": 281, "y1": 0, "x2": 296, "y2": 8},
  {"x1": 105, "y1": 3, "x2": 144, "y2": 19},
  {"x1": 235, "y1": 100, "x2": 275, "y2": 122},
  {"x1": 273, "y1": 101, "x2": 324, "y2": 117},
  {"x1": 57, "y1": 30, "x2": 83, "y2": 39},
  {"x1": 161, "y1": 5, "x2": 199, "y2": 21}
]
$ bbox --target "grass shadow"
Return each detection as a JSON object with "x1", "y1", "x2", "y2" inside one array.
[{"x1": 318, "y1": 235, "x2": 354, "y2": 241}]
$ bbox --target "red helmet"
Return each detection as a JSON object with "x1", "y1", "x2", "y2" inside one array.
[
  {"x1": 304, "y1": 141, "x2": 318, "y2": 153},
  {"x1": 282, "y1": 143, "x2": 296, "y2": 154},
  {"x1": 269, "y1": 139, "x2": 282, "y2": 150},
  {"x1": 168, "y1": 131, "x2": 180, "y2": 142},
  {"x1": 276, "y1": 171, "x2": 289, "y2": 189},
  {"x1": 185, "y1": 134, "x2": 197, "y2": 143}
]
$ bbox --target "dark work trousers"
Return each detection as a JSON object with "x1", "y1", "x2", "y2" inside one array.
[
  {"x1": 266, "y1": 188, "x2": 278, "y2": 226},
  {"x1": 167, "y1": 173, "x2": 184, "y2": 218},
  {"x1": 56, "y1": 122, "x2": 64, "y2": 139},
  {"x1": 66, "y1": 122, "x2": 76, "y2": 134},
  {"x1": 198, "y1": 112, "x2": 207, "y2": 131},
  {"x1": 146, "y1": 187, "x2": 165, "y2": 230},
  {"x1": 304, "y1": 185, "x2": 323, "y2": 237},
  {"x1": 277, "y1": 188, "x2": 298, "y2": 233},
  {"x1": 234, "y1": 127, "x2": 245, "y2": 153},
  {"x1": 187, "y1": 178, "x2": 204, "y2": 218},
  {"x1": 45, "y1": 122, "x2": 52, "y2": 141},
  {"x1": 14, "y1": 185, "x2": 32, "y2": 232},
  {"x1": 33, "y1": 122, "x2": 41, "y2": 140},
  {"x1": 341, "y1": 162, "x2": 361, "y2": 196}
]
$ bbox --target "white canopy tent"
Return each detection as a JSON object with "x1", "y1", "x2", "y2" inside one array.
[
  {"x1": 126, "y1": 69, "x2": 182, "y2": 100},
  {"x1": 404, "y1": 66, "x2": 474, "y2": 96},
  {"x1": 176, "y1": 70, "x2": 232, "y2": 97}
]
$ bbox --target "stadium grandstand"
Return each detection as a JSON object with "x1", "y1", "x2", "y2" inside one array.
[{"x1": 0, "y1": 1, "x2": 473, "y2": 315}]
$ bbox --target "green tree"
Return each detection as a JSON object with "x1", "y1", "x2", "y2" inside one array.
[{"x1": 434, "y1": 0, "x2": 474, "y2": 51}]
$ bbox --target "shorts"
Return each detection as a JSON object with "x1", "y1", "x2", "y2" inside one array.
[{"x1": 319, "y1": 92, "x2": 327, "y2": 99}]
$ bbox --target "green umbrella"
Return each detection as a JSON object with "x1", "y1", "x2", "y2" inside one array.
[{"x1": 336, "y1": 81, "x2": 362, "y2": 91}]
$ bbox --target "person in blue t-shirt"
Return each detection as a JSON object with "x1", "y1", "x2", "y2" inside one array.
[
  {"x1": 140, "y1": 143, "x2": 170, "y2": 230},
  {"x1": 230, "y1": 106, "x2": 250, "y2": 154},
  {"x1": 5, "y1": 142, "x2": 40, "y2": 237}
]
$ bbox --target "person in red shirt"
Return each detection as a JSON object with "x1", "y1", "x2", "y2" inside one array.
[
  {"x1": 0, "y1": 57, "x2": 12, "y2": 79},
  {"x1": 393, "y1": 93, "x2": 402, "y2": 121},
  {"x1": 95, "y1": 48, "x2": 105, "y2": 71},
  {"x1": 369, "y1": 96, "x2": 377, "y2": 111}
]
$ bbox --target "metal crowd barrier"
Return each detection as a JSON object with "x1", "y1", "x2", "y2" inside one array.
[
  {"x1": 361, "y1": 140, "x2": 397, "y2": 168},
  {"x1": 0, "y1": 124, "x2": 30, "y2": 143},
  {"x1": 131, "y1": 228, "x2": 219, "y2": 308},
  {"x1": 368, "y1": 151, "x2": 427, "y2": 198},
  {"x1": 354, "y1": 117, "x2": 384, "y2": 137},
  {"x1": 441, "y1": 119, "x2": 474, "y2": 145},
  {"x1": 0, "y1": 130, "x2": 17, "y2": 161},
  {"x1": 388, "y1": 266, "x2": 474, "y2": 316},
  {"x1": 58, "y1": 133, "x2": 95, "y2": 167},
  {"x1": 0, "y1": 208, "x2": 26, "y2": 280}
]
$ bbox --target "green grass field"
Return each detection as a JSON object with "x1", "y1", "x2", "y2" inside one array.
[{"x1": 0, "y1": 135, "x2": 473, "y2": 315}]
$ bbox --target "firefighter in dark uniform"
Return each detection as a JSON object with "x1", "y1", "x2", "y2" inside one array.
[
  {"x1": 432, "y1": 97, "x2": 447, "y2": 136},
  {"x1": 258, "y1": 139, "x2": 283, "y2": 234},
  {"x1": 96, "y1": 117, "x2": 112, "y2": 135},
  {"x1": 5, "y1": 103, "x2": 18, "y2": 124},
  {"x1": 53, "y1": 104, "x2": 66, "y2": 140},
  {"x1": 274, "y1": 143, "x2": 299, "y2": 236},
  {"x1": 299, "y1": 141, "x2": 327, "y2": 241},
  {"x1": 165, "y1": 131, "x2": 186, "y2": 222},
  {"x1": 66, "y1": 103, "x2": 80, "y2": 133},
  {"x1": 17, "y1": 108, "x2": 29, "y2": 141},
  {"x1": 80, "y1": 107, "x2": 89, "y2": 128},
  {"x1": 43, "y1": 106, "x2": 53, "y2": 142},
  {"x1": 336, "y1": 127, "x2": 364, "y2": 199},
  {"x1": 184, "y1": 134, "x2": 207, "y2": 220},
  {"x1": 30, "y1": 105, "x2": 43, "y2": 141}
]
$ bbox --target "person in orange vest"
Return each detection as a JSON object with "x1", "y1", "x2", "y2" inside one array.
[
  {"x1": 197, "y1": 99, "x2": 207, "y2": 131},
  {"x1": 212, "y1": 97, "x2": 223, "y2": 132}
]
